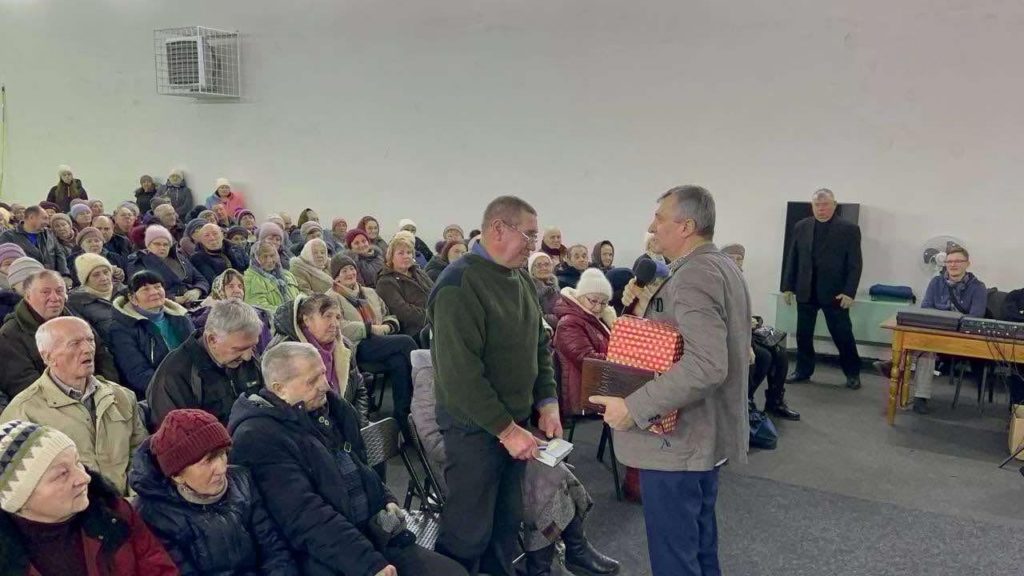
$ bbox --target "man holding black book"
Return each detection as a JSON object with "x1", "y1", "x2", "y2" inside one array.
[{"x1": 592, "y1": 185, "x2": 750, "y2": 576}]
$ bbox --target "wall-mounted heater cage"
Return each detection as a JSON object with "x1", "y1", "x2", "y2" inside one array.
[{"x1": 154, "y1": 26, "x2": 240, "y2": 98}]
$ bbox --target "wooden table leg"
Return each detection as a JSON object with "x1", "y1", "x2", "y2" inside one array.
[
  {"x1": 900, "y1": 351, "x2": 912, "y2": 407},
  {"x1": 888, "y1": 331, "x2": 905, "y2": 425}
]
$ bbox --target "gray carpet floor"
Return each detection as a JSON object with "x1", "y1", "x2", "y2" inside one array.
[{"x1": 382, "y1": 362, "x2": 1024, "y2": 576}]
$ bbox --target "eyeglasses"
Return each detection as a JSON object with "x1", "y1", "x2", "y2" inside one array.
[
  {"x1": 584, "y1": 295, "x2": 609, "y2": 308},
  {"x1": 501, "y1": 221, "x2": 538, "y2": 245},
  {"x1": 945, "y1": 259, "x2": 968, "y2": 265}
]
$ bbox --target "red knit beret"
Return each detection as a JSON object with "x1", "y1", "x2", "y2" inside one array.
[
  {"x1": 150, "y1": 409, "x2": 232, "y2": 477},
  {"x1": 345, "y1": 228, "x2": 369, "y2": 247}
]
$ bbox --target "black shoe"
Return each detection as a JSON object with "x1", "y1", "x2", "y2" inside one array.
[
  {"x1": 845, "y1": 376, "x2": 862, "y2": 390},
  {"x1": 562, "y1": 515, "x2": 621, "y2": 575},
  {"x1": 525, "y1": 544, "x2": 561, "y2": 576},
  {"x1": 767, "y1": 402, "x2": 801, "y2": 421},
  {"x1": 786, "y1": 372, "x2": 812, "y2": 384},
  {"x1": 912, "y1": 397, "x2": 930, "y2": 415}
]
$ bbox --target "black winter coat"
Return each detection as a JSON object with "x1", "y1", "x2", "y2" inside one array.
[
  {"x1": 134, "y1": 186, "x2": 158, "y2": 214},
  {"x1": 555, "y1": 263, "x2": 582, "y2": 290},
  {"x1": 130, "y1": 438, "x2": 298, "y2": 576},
  {"x1": 0, "y1": 225, "x2": 70, "y2": 277},
  {"x1": 146, "y1": 331, "x2": 263, "y2": 428},
  {"x1": 67, "y1": 288, "x2": 116, "y2": 340},
  {"x1": 0, "y1": 291, "x2": 20, "y2": 325},
  {"x1": 46, "y1": 178, "x2": 88, "y2": 212},
  {"x1": 108, "y1": 297, "x2": 195, "y2": 397},
  {"x1": 128, "y1": 248, "x2": 209, "y2": 299},
  {"x1": 782, "y1": 216, "x2": 863, "y2": 305},
  {"x1": 190, "y1": 246, "x2": 249, "y2": 284},
  {"x1": 106, "y1": 234, "x2": 136, "y2": 261},
  {"x1": 228, "y1": 389, "x2": 405, "y2": 576}
]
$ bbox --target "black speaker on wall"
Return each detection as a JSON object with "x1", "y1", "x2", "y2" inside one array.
[{"x1": 778, "y1": 202, "x2": 860, "y2": 290}]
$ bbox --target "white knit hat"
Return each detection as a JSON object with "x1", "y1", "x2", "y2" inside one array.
[
  {"x1": 215, "y1": 178, "x2": 231, "y2": 189},
  {"x1": 398, "y1": 218, "x2": 417, "y2": 231},
  {"x1": 57, "y1": 165, "x2": 73, "y2": 176},
  {"x1": 0, "y1": 420, "x2": 77, "y2": 513},
  {"x1": 527, "y1": 252, "x2": 552, "y2": 273},
  {"x1": 575, "y1": 268, "x2": 612, "y2": 299},
  {"x1": 75, "y1": 252, "x2": 112, "y2": 286}
]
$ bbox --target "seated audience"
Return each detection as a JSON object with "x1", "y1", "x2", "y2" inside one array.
[
  {"x1": 244, "y1": 240, "x2": 301, "y2": 311},
  {"x1": 344, "y1": 227, "x2": 386, "y2": 288},
  {"x1": 326, "y1": 217, "x2": 348, "y2": 254},
  {"x1": 276, "y1": 213, "x2": 298, "y2": 250},
  {"x1": 128, "y1": 225, "x2": 208, "y2": 307},
  {"x1": 442, "y1": 224, "x2": 465, "y2": 243},
  {"x1": 376, "y1": 233, "x2": 433, "y2": 344},
  {"x1": 358, "y1": 215, "x2": 389, "y2": 255},
  {"x1": 410, "y1": 350, "x2": 620, "y2": 576},
  {"x1": 192, "y1": 269, "x2": 273, "y2": 354},
  {"x1": 47, "y1": 164, "x2": 88, "y2": 212},
  {"x1": 68, "y1": 226, "x2": 126, "y2": 287},
  {"x1": 113, "y1": 204, "x2": 138, "y2": 246},
  {"x1": 0, "y1": 420, "x2": 177, "y2": 575},
  {"x1": 236, "y1": 208, "x2": 257, "y2": 232},
  {"x1": 152, "y1": 204, "x2": 184, "y2": 240},
  {"x1": 67, "y1": 253, "x2": 119, "y2": 339},
  {"x1": 228, "y1": 342, "x2": 468, "y2": 576},
  {"x1": 177, "y1": 218, "x2": 207, "y2": 259},
  {"x1": 0, "y1": 205, "x2": 72, "y2": 283},
  {"x1": 226, "y1": 225, "x2": 252, "y2": 248},
  {"x1": 211, "y1": 203, "x2": 234, "y2": 228},
  {"x1": 130, "y1": 409, "x2": 298, "y2": 575},
  {"x1": 70, "y1": 203, "x2": 94, "y2": 233},
  {"x1": 267, "y1": 293, "x2": 369, "y2": 425},
  {"x1": 190, "y1": 223, "x2": 248, "y2": 284},
  {"x1": 553, "y1": 268, "x2": 618, "y2": 417},
  {"x1": 0, "y1": 270, "x2": 118, "y2": 400},
  {"x1": 722, "y1": 244, "x2": 800, "y2": 421},
  {"x1": 397, "y1": 219, "x2": 434, "y2": 266},
  {"x1": 109, "y1": 271, "x2": 195, "y2": 397},
  {"x1": 257, "y1": 221, "x2": 292, "y2": 269},
  {"x1": 147, "y1": 299, "x2": 264, "y2": 427},
  {"x1": 50, "y1": 212, "x2": 79, "y2": 253},
  {"x1": 95, "y1": 214, "x2": 133, "y2": 261},
  {"x1": 590, "y1": 240, "x2": 615, "y2": 272},
  {"x1": 134, "y1": 174, "x2": 159, "y2": 213},
  {"x1": 329, "y1": 254, "x2": 417, "y2": 430},
  {"x1": 205, "y1": 178, "x2": 246, "y2": 216},
  {"x1": 0, "y1": 257, "x2": 45, "y2": 323},
  {"x1": 158, "y1": 168, "x2": 194, "y2": 219},
  {"x1": 289, "y1": 237, "x2": 333, "y2": 295},
  {"x1": 424, "y1": 239, "x2": 467, "y2": 281},
  {"x1": 913, "y1": 247, "x2": 987, "y2": 414},
  {"x1": 1, "y1": 317, "x2": 148, "y2": 494},
  {"x1": 89, "y1": 200, "x2": 105, "y2": 219},
  {"x1": 541, "y1": 227, "x2": 567, "y2": 265},
  {"x1": 289, "y1": 220, "x2": 328, "y2": 256},
  {"x1": 633, "y1": 232, "x2": 667, "y2": 268},
  {"x1": 289, "y1": 208, "x2": 321, "y2": 245},
  {"x1": 529, "y1": 252, "x2": 560, "y2": 329},
  {"x1": 555, "y1": 244, "x2": 590, "y2": 290},
  {"x1": 0, "y1": 242, "x2": 26, "y2": 289}
]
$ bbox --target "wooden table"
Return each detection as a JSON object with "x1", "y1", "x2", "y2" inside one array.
[{"x1": 880, "y1": 316, "x2": 1024, "y2": 424}]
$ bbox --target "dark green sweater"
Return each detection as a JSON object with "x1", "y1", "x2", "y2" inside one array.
[{"x1": 427, "y1": 251, "x2": 557, "y2": 436}]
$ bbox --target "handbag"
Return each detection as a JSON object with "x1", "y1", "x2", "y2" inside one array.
[
  {"x1": 748, "y1": 409, "x2": 778, "y2": 450},
  {"x1": 752, "y1": 325, "x2": 787, "y2": 348}
]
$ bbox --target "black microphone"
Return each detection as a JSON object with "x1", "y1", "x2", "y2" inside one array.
[
  {"x1": 634, "y1": 258, "x2": 657, "y2": 288},
  {"x1": 624, "y1": 258, "x2": 658, "y2": 316}
]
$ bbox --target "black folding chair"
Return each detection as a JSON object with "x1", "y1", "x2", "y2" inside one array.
[
  {"x1": 361, "y1": 417, "x2": 441, "y2": 550},
  {"x1": 360, "y1": 362, "x2": 390, "y2": 414}
]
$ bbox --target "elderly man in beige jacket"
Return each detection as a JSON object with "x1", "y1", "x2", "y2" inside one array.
[
  {"x1": 0, "y1": 316, "x2": 147, "y2": 494},
  {"x1": 591, "y1": 185, "x2": 750, "y2": 576}
]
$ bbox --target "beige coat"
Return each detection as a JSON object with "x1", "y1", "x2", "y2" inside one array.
[
  {"x1": 1, "y1": 371, "x2": 148, "y2": 494},
  {"x1": 326, "y1": 286, "x2": 400, "y2": 357},
  {"x1": 617, "y1": 243, "x2": 751, "y2": 472},
  {"x1": 289, "y1": 256, "x2": 334, "y2": 296}
]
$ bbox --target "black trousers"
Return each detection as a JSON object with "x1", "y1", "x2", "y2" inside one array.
[
  {"x1": 796, "y1": 301, "x2": 861, "y2": 377},
  {"x1": 356, "y1": 334, "x2": 418, "y2": 430},
  {"x1": 749, "y1": 341, "x2": 788, "y2": 406},
  {"x1": 435, "y1": 407, "x2": 525, "y2": 576},
  {"x1": 385, "y1": 542, "x2": 469, "y2": 576}
]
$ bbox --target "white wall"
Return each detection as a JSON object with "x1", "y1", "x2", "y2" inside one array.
[{"x1": 3, "y1": 0, "x2": 1024, "y2": 318}]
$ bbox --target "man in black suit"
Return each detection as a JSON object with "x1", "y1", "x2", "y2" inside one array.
[{"x1": 782, "y1": 188, "x2": 863, "y2": 389}]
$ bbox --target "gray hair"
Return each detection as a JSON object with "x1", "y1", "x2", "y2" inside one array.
[
  {"x1": 154, "y1": 204, "x2": 176, "y2": 217},
  {"x1": 262, "y1": 342, "x2": 321, "y2": 388},
  {"x1": 23, "y1": 270, "x2": 65, "y2": 293},
  {"x1": 480, "y1": 195, "x2": 537, "y2": 231},
  {"x1": 36, "y1": 316, "x2": 90, "y2": 357},
  {"x1": 659, "y1": 185, "x2": 716, "y2": 239},
  {"x1": 811, "y1": 188, "x2": 835, "y2": 202},
  {"x1": 204, "y1": 299, "x2": 264, "y2": 339}
]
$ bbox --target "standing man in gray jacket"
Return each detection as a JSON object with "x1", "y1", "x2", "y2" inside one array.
[{"x1": 591, "y1": 185, "x2": 750, "y2": 576}]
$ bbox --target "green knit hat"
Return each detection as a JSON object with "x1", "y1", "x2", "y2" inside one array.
[{"x1": 0, "y1": 420, "x2": 77, "y2": 513}]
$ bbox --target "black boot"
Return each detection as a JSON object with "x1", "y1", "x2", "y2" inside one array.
[
  {"x1": 525, "y1": 544, "x2": 561, "y2": 576},
  {"x1": 562, "y1": 515, "x2": 621, "y2": 575},
  {"x1": 765, "y1": 391, "x2": 800, "y2": 421}
]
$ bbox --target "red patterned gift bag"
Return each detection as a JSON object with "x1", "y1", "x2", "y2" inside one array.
[{"x1": 606, "y1": 316, "x2": 684, "y2": 434}]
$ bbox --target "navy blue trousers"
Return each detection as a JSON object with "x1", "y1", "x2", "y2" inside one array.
[{"x1": 640, "y1": 467, "x2": 721, "y2": 576}]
